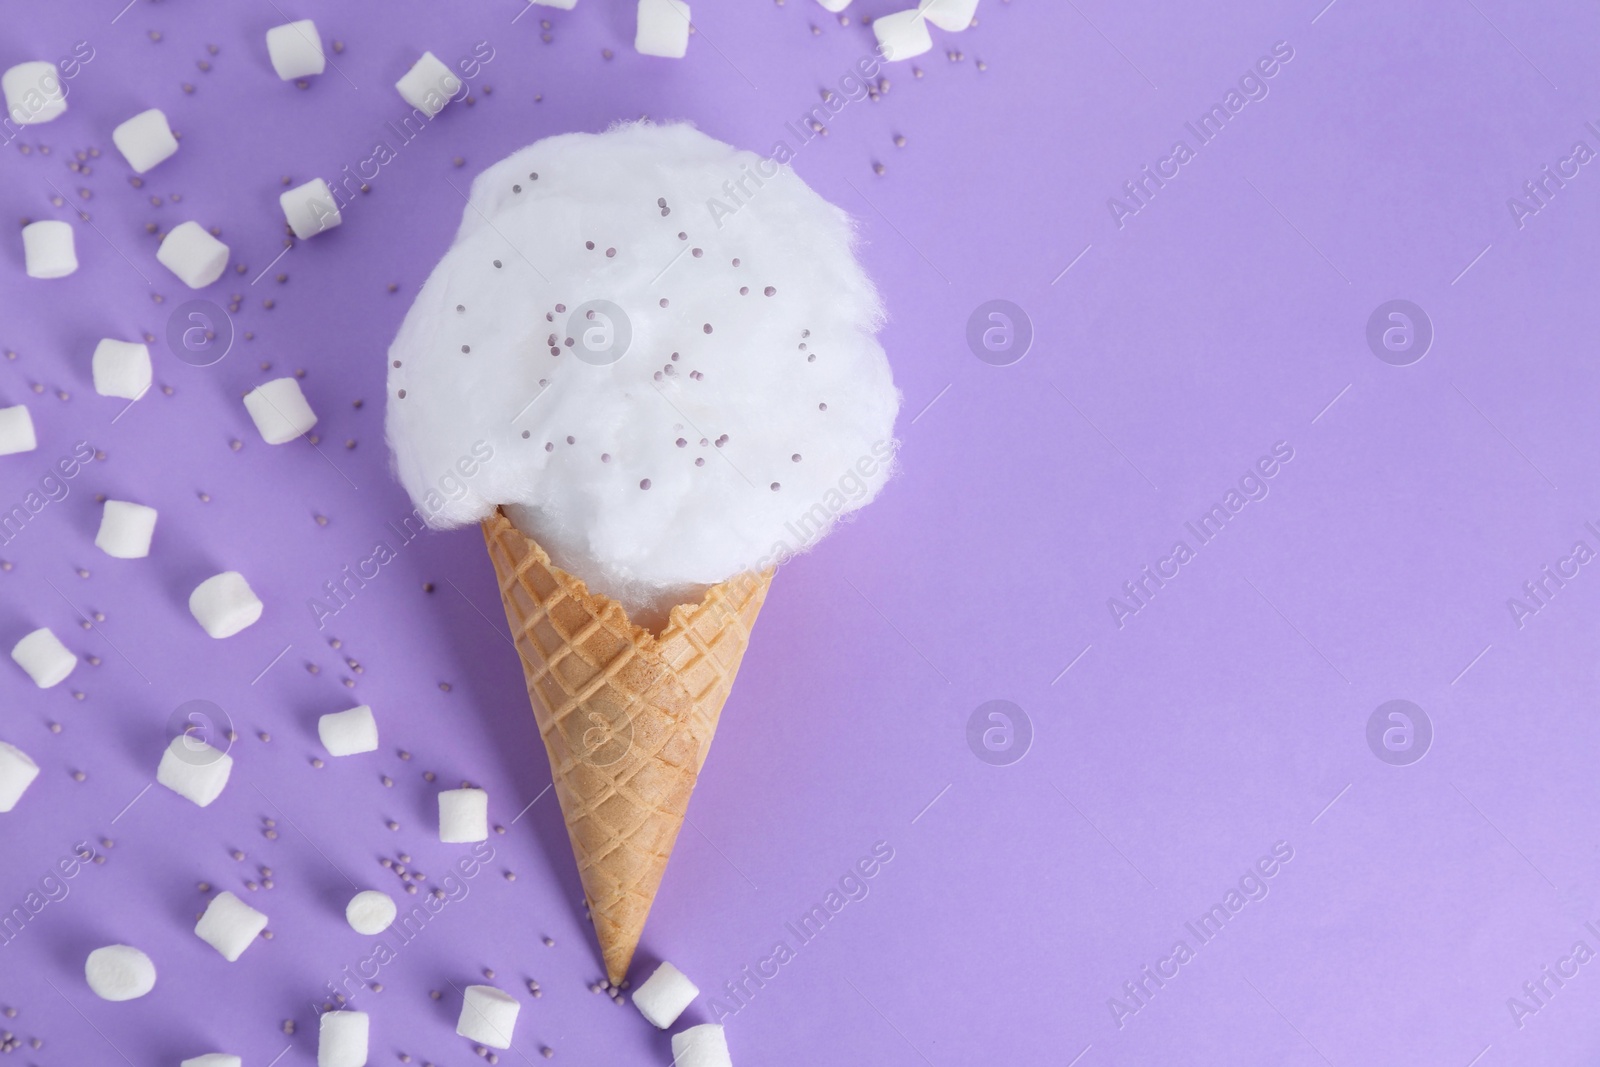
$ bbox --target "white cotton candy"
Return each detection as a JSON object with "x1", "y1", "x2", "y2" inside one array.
[
  {"x1": 2, "y1": 62, "x2": 67, "y2": 125},
  {"x1": 917, "y1": 0, "x2": 978, "y2": 31},
  {"x1": 22, "y1": 220, "x2": 76, "y2": 279},
  {"x1": 636, "y1": 0, "x2": 691, "y2": 58},
  {"x1": 281, "y1": 178, "x2": 342, "y2": 239},
  {"x1": 157, "y1": 735, "x2": 234, "y2": 807},
  {"x1": 112, "y1": 109, "x2": 179, "y2": 173},
  {"x1": 671, "y1": 1024, "x2": 733, "y2": 1067},
  {"x1": 456, "y1": 985, "x2": 520, "y2": 1049},
  {"x1": 189, "y1": 571, "x2": 263, "y2": 638},
  {"x1": 194, "y1": 891, "x2": 267, "y2": 961},
  {"x1": 385, "y1": 123, "x2": 900, "y2": 622},
  {"x1": 157, "y1": 221, "x2": 229, "y2": 289},
  {"x1": 92, "y1": 339, "x2": 153, "y2": 400},
  {"x1": 632, "y1": 960, "x2": 699, "y2": 1028},
  {"x1": 181, "y1": 1055, "x2": 242, "y2": 1067},
  {"x1": 0, "y1": 405, "x2": 35, "y2": 455},
  {"x1": 11, "y1": 628, "x2": 75, "y2": 688},
  {"x1": 244, "y1": 377, "x2": 318, "y2": 444},
  {"x1": 267, "y1": 19, "x2": 326, "y2": 80},
  {"x1": 439, "y1": 787, "x2": 488, "y2": 843},
  {"x1": 345, "y1": 890, "x2": 397, "y2": 934},
  {"x1": 873, "y1": 9, "x2": 934, "y2": 60},
  {"x1": 318, "y1": 1011, "x2": 369, "y2": 1067},
  {"x1": 319, "y1": 705, "x2": 378, "y2": 756},
  {"x1": 85, "y1": 945, "x2": 156, "y2": 1001},
  {"x1": 0, "y1": 740, "x2": 41, "y2": 813},
  {"x1": 96, "y1": 500, "x2": 159, "y2": 559},
  {"x1": 395, "y1": 52, "x2": 460, "y2": 118}
]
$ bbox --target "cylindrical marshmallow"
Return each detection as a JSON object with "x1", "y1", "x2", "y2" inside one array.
[
  {"x1": 439, "y1": 788, "x2": 488, "y2": 843},
  {"x1": 918, "y1": 0, "x2": 978, "y2": 30},
  {"x1": 96, "y1": 500, "x2": 159, "y2": 559},
  {"x1": 872, "y1": 9, "x2": 933, "y2": 61},
  {"x1": 111, "y1": 108, "x2": 179, "y2": 173},
  {"x1": 456, "y1": 985, "x2": 520, "y2": 1049},
  {"x1": 84, "y1": 945, "x2": 157, "y2": 1001},
  {"x1": 531, "y1": 0, "x2": 578, "y2": 7},
  {"x1": 181, "y1": 1055, "x2": 243, "y2": 1067},
  {"x1": 157, "y1": 221, "x2": 229, "y2": 289},
  {"x1": 635, "y1": 0, "x2": 692, "y2": 58},
  {"x1": 815, "y1": 0, "x2": 851, "y2": 10},
  {"x1": 92, "y1": 338, "x2": 153, "y2": 400},
  {"x1": 22, "y1": 220, "x2": 77, "y2": 279},
  {"x1": 244, "y1": 377, "x2": 318, "y2": 444},
  {"x1": 632, "y1": 960, "x2": 700, "y2": 1028},
  {"x1": 194, "y1": 891, "x2": 268, "y2": 961},
  {"x1": 317, "y1": 1010, "x2": 369, "y2": 1067},
  {"x1": 0, "y1": 405, "x2": 35, "y2": 455},
  {"x1": 671, "y1": 1024, "x2": 733, "y2": 1067},
  {"x1": 11, "y1": 627, "x2": 75, "y2": 688},
  {"x1": 0, "y1": 740, "x2": 41, "y2": 813},
  {"x1": 157, "y1": 734, "x2": 234, "y2": 807},
  {"x1": 189, "y1": 571, "x2": 263, "y2": 638},
  {"x1": 267, "y1": 19, "x2": 327, "y2": 80},
  {"x1": 2, "y1": 62, "x2": 67, "y2": 125},
  {"x1": 281, "y1": 178, "x2": 342, "y2": 240},
  {"x1": 395, "y1": 52, "x2": 461, "y2": 117},
  {"x1": 345, "y1": 890, "x2": 397, "y2": 935},
  {"x1": 319, "y1": 705, "x2": 378, "y2": 756}
]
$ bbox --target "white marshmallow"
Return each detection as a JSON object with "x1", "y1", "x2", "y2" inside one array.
[
  {"x1": 456, "y1": 985, "x2": 520, "y2": 1049},
  {"x1": 529, "y1": 0, "x2": 578, "y2": 7},
  {"x1": 280, "y1": 178, "x2": 342, "y2": 240},
  {"x1": 0, "y1": 405, "x2": 35, "y2": 455},
  {"x1": 319, "y1": 705, "x2": 379, "y2": 756},
  {"x1": 318, "y1": 1010, "x2": 369, "y2": 1067},
  {"x1": 267, "y1": 19, "x2": 327, "y2": 80},
  {"x1": 0, "y1": 740, "x2": 41, "y2": 813},
  {"x1": 635, "y1": 0, "x2": 691, "y2": 58},
  {"x1": 92, "y1": 339, "x2": 153, "y2": 400},
  {"x1": 345, "y1": 890, "x2": 397, "y2": 935},
  {"x1": 671, "y1": 1024, "x2": 733, "y2": 1067},
  {"x1": 111, "y1": 109, "x2": 179, "y2": 173},
  {"x1": 395, "y1": 52, "x2": 461, "y2": 118},
  {"x1": 816, "y1": 0, "x2": 851, "y2": 10},
  {"x1": 157, "y1": 221, "x2": 229, "y2": 289},
  {"x1": 438, "y1": 788, "x2": 488, "y2": 843},
  {"x1": 194, "y1": 891, "x2": 267, "y2": 961},
  {"x1": 872, "y1": 9, "x2": 933, "y2": 60},
  {"x1": 2, "y1": 62, "x2": 67, "y2": 126},
  {"x1": 189, "y1": 571, "x2": 263, "y2": 638},
  {"x1": 244, "y1": 377, "x2": 318, "y2": 444},
  {"x1": 96, "y1": 500, "x2": 159, "y2": 559},
  {"x1": 157, "y1": 735, "x2": 234, "y2": 807},
  {"x1": 181, "y1": 1055, "x2": 242, "y2": 1067},
  {"x1": 917, "y1": 0, "x2": 978, "y2": 30},
  {"x1": 84, "y1": 945, "x2": 156, "y2": 1001},
  {"x1": 22, "y1": 220, "x2": 76, "y2": 279},
  {"x1": 11, "y1": 627, "x2": 75, "y2": 688},
  {"x1": 632, "y1": 960, "x2": 699, "y2": 1028}
]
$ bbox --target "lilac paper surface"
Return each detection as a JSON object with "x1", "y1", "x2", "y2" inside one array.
[{"x1": 3, "y1": 1, "x2": 1599, "y2": 1064}]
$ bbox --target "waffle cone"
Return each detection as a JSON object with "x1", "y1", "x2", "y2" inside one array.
[{"x1": 481, "y1": 509, "x2": 773, "y2": 982}]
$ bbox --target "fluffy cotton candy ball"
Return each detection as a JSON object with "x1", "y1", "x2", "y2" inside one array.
[
  {"x1": 671, "y1": 1024, "x2": 733, "y2": 1067},
  {"x1": 85, "y1": 945, "x2": 156, "y2": 1001},
  {"x1": 11, "y1": 627, "x2": 75, "y2": 688},
  {"x1": 181, "y1": 1055, "x2": 243, "y2": 1067},
  {"x1": 0, "y1": 405, "x2": 35, "y2": 455},
  {"x1": 319, "y1": 705, "x2": 378, "y2": 756},
  {"x1": 0, "y1": 741, "x2": 41, "y2": 813},
  {"x1": 92, "y1": 339, "x2": 153, "y2": 400},
  {"x1": 636, "y1": 0, "x2": 691, "y2": 58},
  {"x1": 266, "y1": 19, "x2": 326, "y2": 80},
  {"x1": 456, "y1": 985, "x2": 520, "y2": 1049},
  {"x1": 157, "y1": 735, "x2": 234, "y2": 807},
  {"x1": 2, "y1": 62, "x2": 67, "y2": 125},
  {"x1": 873, "y1": 9, "x2": 934, "y2": 60},
  {"x1": 195, "y1": 891, "x2": 268, "y2": 961},
  {"x1": 96, "y1": 500, "x2": 159, "y2": 559},
  {"x1": 157, "y1": 221, "x2": 229, "y2": 289},
  {"x1": 111, "y1": 109, "x2": 179, "y2": 173},
  {"x1": 189, "y1": 572, "x2": 263, "y2": 638},
  {"x1": 395, "y1": 52, "x2": 460, "y2": 118},
  {"x1": 318, "y1": 1011, "x2": 369, "y2": 1067},
  {"x1": 918, "y1": 0, "x2": 978, "y2": 31},
  {"x1": 632, "y1": 960, "x2": 699, "y2": 1028},
  {"x1": 345, "y1": 890, "x2": 397, "y2": 935},
  {"x1": 22, "y1": 220, "x2": 76, "y2": 279},
  {"x1": 281, "y1": 178, "x2": 342, "y2": 239},
  {"x1": 244, "y1": 377, "x2": 318, "y2": 444},
  {"x1": 386, "y1": 123, "x2": 900, "y2": 621},
  {"x1": 439, "y1": 787, "x2": 488, "y2": 843}
]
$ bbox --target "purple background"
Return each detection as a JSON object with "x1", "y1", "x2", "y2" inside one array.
[{"x1": 3, "y1": 0, "x2": 1600, "y2": 1063}]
